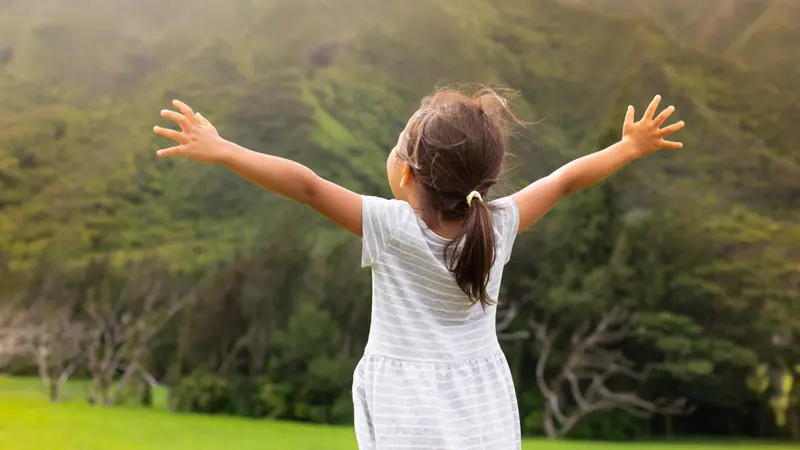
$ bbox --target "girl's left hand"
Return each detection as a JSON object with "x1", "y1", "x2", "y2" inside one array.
[
  {"x1": 154, "y1": 100, "x2": 226, "y2": 164},
  {"x1": 622, "y1": 95, "x2": 685, "y2": 157}
]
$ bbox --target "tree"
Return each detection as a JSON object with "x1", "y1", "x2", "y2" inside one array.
[
  {"x1": 26, "y1": 303, "x2": 85, "y2": 402},
  {"x1": 0, "y1": 303, "x2": 34, "y2": 370},
  {"x1": 0, "y1": 302, "x2": 83, "y2": 403},
  {"x1": 498, "y1": 304, "x2": 687, "y2": 438},
  {"x1": 531, "y1": 307, "x2": 687, "y2": 438},
  {"x1": 81, "y1": 258, "x2": 193, "y2": 406}
]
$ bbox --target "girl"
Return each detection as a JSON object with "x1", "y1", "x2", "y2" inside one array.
[{"x1": 154, "y1": 88, "x2": 683, "y2": 449}]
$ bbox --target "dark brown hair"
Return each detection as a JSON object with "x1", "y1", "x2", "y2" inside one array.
[{"x1": 398, "y1": 87, "x2": 523, "y2": 310}]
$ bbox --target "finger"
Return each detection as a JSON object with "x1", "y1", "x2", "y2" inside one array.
[
  {"x1": 659, "y1": 140, "x2": 683, "y2": 149},
  {"x1": 172, "y1": 100, "x2": 197, "y2": 124},
  {"x1": 195, "y1": 112, "x2": 210, "y2": 127},
  {"x1": 658, "y1": 121, "x2": 685, "y2": 137},
  {"x1": 156, "y1": 145, "x2": 186, "y2": 157},
  {"x1": 624, "y1": 105, "x2": 635, "y2": 126},
  {"x1": 653, "y1": 105, "x2": 675, "y2": 128},
  {"x1": 161, "y1": 109, "x2": 190, "y2": 130},
  {"x1": 153, "y1": 126, "x2": 187, "y2": 143},
  {"x1": 644, "y1": 95, "x2": 661, "y2": 122}
]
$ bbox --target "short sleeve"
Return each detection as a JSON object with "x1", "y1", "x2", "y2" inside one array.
[
  {"x1": 490, "y1": 197, "x2": 520, "y2": 265},
  {"x1": 361, "y1": 195, "x2": 410, "y2": 268}
]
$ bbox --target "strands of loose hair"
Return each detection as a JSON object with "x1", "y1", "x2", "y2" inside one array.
[{"x1": 398, "y1": 86, "x2": 526, "y2": 310}]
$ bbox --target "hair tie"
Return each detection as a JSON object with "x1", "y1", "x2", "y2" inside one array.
[{"x1": 466, "y1": 191, "x2": 482, "y2": 207}]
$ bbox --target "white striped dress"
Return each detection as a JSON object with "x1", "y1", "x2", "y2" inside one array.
[{"x1": 354, "y1": 195, "x2": 522, "y2": 450}]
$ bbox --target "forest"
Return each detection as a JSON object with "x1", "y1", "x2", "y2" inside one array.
[{"x1": 0, "y1": 0, "x2": 798, "y2": 442}]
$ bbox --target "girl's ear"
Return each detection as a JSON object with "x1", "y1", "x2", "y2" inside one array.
[{"x1": 399, "y1": 163, "x2": 415, "y2": 187}]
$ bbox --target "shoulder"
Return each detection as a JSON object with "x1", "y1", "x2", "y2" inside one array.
[
  {"x1": 489, "y1": 196, "x2": 520, "y2": 264},
  {"x1": 362, "y1": 195, "x2": 413, "y2": 221},
  {"x1": 489, "y1": 196, "x2": 517, "y2": 213},
  {"x1": 361, "y1": 196, "x2": 414, "y2": 267},
  {"x1": 489, "y1": 197, "x2": 520, "y2": 234}
]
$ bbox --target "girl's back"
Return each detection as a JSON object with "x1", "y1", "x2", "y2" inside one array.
[{"x1": 355, "y1": 195, "x2": 521, "y2": 449}]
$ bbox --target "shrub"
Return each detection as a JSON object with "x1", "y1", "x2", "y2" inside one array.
[{"x1": 175, "y1": 372, "x2": 232, "y2": 414}]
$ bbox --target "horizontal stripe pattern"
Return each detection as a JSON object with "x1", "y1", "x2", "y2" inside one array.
[{"x1": 355, "y1": 196, "x2": 521, "y2": 450}]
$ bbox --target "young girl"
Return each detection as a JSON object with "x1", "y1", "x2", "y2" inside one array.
[{"x1": 154, "y1": 88, "x2": 683, "y2": 449}]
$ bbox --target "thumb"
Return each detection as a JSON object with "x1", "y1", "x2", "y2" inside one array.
[
  {"x1": 157, "y1": 146, "x2": 185, "y2": 157},
  {"x1": 624, "y1": 105, "x2": 635, "y2": 126}
]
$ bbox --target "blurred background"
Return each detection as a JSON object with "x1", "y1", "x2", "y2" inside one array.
[{"x1": 0, "y1": 0, "x2": 798, "y2": 449}]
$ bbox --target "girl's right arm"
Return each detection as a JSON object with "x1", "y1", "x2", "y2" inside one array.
[
  {"x1": 511, "y1": 95, "x2": 685, "y2": 234},
  {"x1": 154, "y1": 100, "x2": 363, "y2": 236}
]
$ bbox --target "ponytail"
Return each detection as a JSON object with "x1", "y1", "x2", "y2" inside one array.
[
  {"x1": 446, "y1": 192, "x2": 496, "y2": 310},
  {"x1": 401, "y1": 86, "x2": 525, "y2": 310}
]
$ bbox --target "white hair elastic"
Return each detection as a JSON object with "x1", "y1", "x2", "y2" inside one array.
[{"x1": 466, "y1": 191, "x2": 482, "y2": 207}]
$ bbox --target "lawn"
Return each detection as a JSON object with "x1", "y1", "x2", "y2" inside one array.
[{"x1": 0, "y1": 377, "x2": 793, "y2": 450}]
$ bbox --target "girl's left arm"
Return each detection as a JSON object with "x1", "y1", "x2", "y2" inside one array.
[
  {"x1": 511, "y1": 95, "x2": 685, "y2": 234},
  {"x1": 154, "y1": 100, "x2": 363, "y2": 236}
]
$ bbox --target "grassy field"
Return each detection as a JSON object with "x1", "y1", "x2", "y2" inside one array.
[{"x1": 0, "y1": 377, "x2": 793, "y2": 450}]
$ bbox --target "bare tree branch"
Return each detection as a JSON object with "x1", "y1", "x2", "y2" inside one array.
[
  {"x1": 496, "y1": 302, "x2": 530, "y2": 341},
  {"x1": 524, "y1": 306, "x2": 689, "y2": 438},
  {"x1": 0, "y1": 303, "x2": 37, "y2": 369},
  {"x1": 0, "y1": 294, "x2": 86, "y2": 403},
  {"x1": 83, "y1": 273, "x2": 195, "y2": 406},
  {"x1": 28, "y1": 302, "x2": 86, "y2": 402},
  {"x1": 141, "y1": 369, "x2": 159, "y2": 387}
]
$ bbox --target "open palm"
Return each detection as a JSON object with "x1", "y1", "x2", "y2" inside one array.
[
  {"x1": 153, "y1": 100, "x2": 225, "y2": 164},
  {"x1": 623, "y1": 95, "x2": 685, "y2": 156}
]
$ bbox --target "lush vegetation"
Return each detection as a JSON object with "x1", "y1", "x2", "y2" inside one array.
[
  {"x1": 560, "y1": 0, "x2": 800, "y2": 96},
  {"x1": 0, "y1": 0, "x2": 798, "y2": 443}
]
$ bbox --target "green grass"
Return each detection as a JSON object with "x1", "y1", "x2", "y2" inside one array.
[{"x1": 0, "y1": 377, "x2": 793, "y2": 450}]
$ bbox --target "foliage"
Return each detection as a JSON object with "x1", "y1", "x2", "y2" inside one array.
[
  {"x1": 175, "y1": 372, "x2": 232, "y2": 415},
  {"x1": 1, "y1": 0, "x2": 798, "y2": 441}
]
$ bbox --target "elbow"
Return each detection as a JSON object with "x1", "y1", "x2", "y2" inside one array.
[
  {"x1": 562, "y1": 182, "x2": 578, "y2": 197},
  {"x1": 548, "y1": 171, "x2": 576, "y2": 198},
  {"x1": 296, "y1": 170, "x2": 322, "y2": 205}
]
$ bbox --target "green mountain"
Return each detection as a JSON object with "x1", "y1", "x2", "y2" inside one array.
[
  {"x1": 560, "y1": 0, "x2": 800, "y2": 97},
  {"x1": 1, "y1": 0, "x2": 797, "y2": 272}
]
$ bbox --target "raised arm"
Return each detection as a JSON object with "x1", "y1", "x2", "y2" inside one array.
[
  {"x1": 154, "y1": 100, "x2": 363, "y2": 236},
  {"x1": 511, "y1": 95, "x2": 684, "y2": 234}
]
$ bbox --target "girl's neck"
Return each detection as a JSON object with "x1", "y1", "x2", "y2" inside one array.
[{"x1": 410, "y1": 201, "x2": 463, "y2": 240}]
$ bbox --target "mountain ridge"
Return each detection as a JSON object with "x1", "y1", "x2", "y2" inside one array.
[{"x1": 0, "y1": 0, "x2": 797, "y2": 271}]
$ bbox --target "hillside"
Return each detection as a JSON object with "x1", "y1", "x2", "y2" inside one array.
[
  {"x1": 0, "y1": 0, "x2": 798, "y2": 271},
  {"x1": 560, "y1": 0, "x2": 800, "y2": 97},
  {"x1": 1, "y1": 1, "x2": 799, "y2": 440}
]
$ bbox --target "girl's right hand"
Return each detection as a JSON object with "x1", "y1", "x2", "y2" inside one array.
[
  {"x1": 622, "y1": 95, "x2": 685, "y2": 157},
  {"x1": 154, "y1": 100, "x2": 227, "y2": 164}
]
